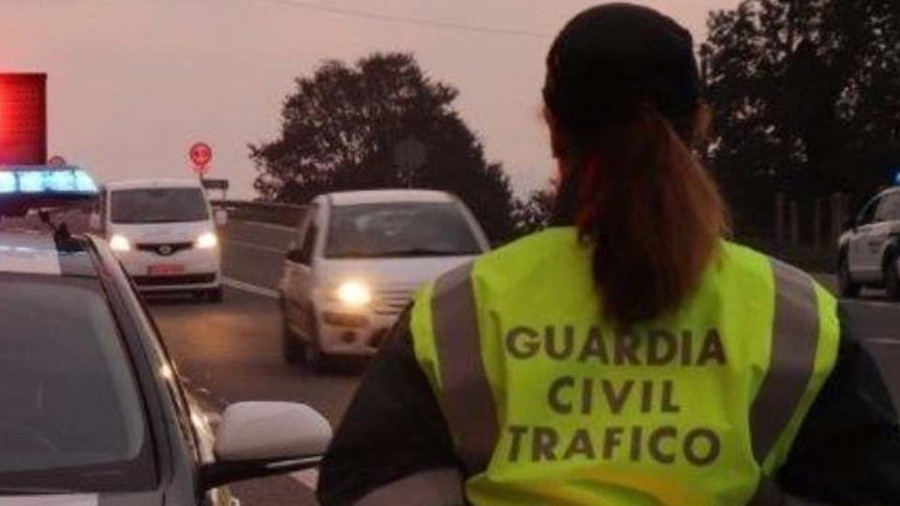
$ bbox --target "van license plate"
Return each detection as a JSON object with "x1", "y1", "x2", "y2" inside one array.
[{"x1": 148, "y1": 264, "x2": 184, "y2": 276}]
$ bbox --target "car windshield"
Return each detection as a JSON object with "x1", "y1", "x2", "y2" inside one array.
[
  {"x1": 325, "y1": 202, "x2": 482, "y2": 259},
  {"x1": 0, "y1": 274, "x2": 154, "y2": 492},
  {"x1": 111, "y1": 188, "x2": 209, "y2": 224}
]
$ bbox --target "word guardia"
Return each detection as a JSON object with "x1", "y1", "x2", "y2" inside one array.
[{"x1": 505, "y1": 326, "x2": 727, "y2": 366}]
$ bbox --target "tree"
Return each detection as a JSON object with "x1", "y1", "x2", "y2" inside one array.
[
  {"x1": 703, "y1": 0, "x2": 900, "y2": 237},
  {"x1": 250, "y1": 53, "x2": 518, "y2": 243},
  {"x1": 513, "y1": 188, "x2": 555, "y2": 235}
]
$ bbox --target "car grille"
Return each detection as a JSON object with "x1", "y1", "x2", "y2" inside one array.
[
  {"x1": 136, "y1": 242, "x2": 194, "y2": 257},
  {"x1": 133, "y1": 273, "x2": 217, "y2": 287},
  {"x1": 374, "y1": 288, "x2": 415, "y2": 316}
]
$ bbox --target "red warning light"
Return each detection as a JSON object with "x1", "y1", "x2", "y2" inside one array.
[{"x1": 0, "y1": 74, "x2": 47, "y2": 165}]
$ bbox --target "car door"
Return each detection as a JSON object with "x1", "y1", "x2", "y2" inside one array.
[
  {"x1": 870, "y1": 193, "x2": 900, "y2": 280},
  {"x1": 849, "y1": 195, "x2": 883, "y2": 280},
  {"x1": 284, "y1": 207, "x2": 320, "y2": 338},
  {"x1": 280, "y1": 210, "x2": 311, "y2": 302}
]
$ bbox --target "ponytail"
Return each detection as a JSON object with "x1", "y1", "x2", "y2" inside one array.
[
  {"x1": 564, "y1": 105, "x2": 729, "y2": 327},
  {"x1": 542, "y1": 3, "x2": 726, "y2": 327}
]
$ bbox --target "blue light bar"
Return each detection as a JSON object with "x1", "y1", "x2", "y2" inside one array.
[
  {"x1": 0, "y1": 173, "x2": 15, "y2": 194},
  {"x1": 0, "y1": 166, "x2": 98, "y2": 196}
]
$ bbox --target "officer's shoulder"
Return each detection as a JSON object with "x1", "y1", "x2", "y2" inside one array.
[
  {"x1": 420, "y1": 228, "x2": 581, "y2": 303},
  {"x1": 478, "y1": 227, "x2": 580, "y2": 269},
  {"x1": 720, "y1": 240, "x2": 825, "y2": 290}
]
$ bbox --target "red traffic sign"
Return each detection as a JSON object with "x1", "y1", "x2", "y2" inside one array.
[
  {"x1": 48, "y1": 155, "x2": 67, "y2": 167},
  {"x1": 189, "y1": 142, "x2": 213, "y2": 173}
]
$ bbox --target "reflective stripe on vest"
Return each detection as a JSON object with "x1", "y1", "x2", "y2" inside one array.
[
  {"x1": 432, "y1": 262, "x2": 499, "y2": 475},
  {"x1": 746, "y1": 260, "x2": 822, "y2": 505},
  {"x1": 429, "y1": 256, "x2": 826, "y2": 500},
  {"x1": 751, "y1": 260, "x2": 821, "y2": 467}
]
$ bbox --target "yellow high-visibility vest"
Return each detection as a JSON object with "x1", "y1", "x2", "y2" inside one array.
[{"x1": 410, "y1": 227, "x2": 840, "y2": 506}]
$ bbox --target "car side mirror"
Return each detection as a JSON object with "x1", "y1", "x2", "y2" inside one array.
[
  {"x1": 200, "y1": 402, "x2": 332, "y2": 490},
  {"x1": 88, "y1": 213, "x2": 102, "y2": 232},
  {"x1": 214, "y1": 209, "x2": 228, "y2": 227}
]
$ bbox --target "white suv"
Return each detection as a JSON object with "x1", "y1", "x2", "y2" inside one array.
[
  {"x1": 838, "y1": 187, "x2": 900, "y2": 299},
  {"x1": 278, "y1": 190, "x2": 489, "y2": 372}
]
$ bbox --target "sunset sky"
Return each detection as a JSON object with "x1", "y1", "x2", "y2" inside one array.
[{"x1": 1, "y1": 0, "x2": 737, "y2": 198}]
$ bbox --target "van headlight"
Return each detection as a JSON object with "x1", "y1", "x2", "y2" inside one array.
[
  {"x1": 109, "y1": 234, "x2": 131, "y2": 252},
  {"x1": 195, "y1": 232, "x2": 219, "y2": 249},
  {"x1": 336, "y1": 281, "x2": 372, "y2": 308}
]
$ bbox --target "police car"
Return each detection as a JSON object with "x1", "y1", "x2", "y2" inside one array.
[
  {"x1": 838, "y1": 186, "x2": 900, "y2": 299},
  {"x1": 0, "y1": 167, "x2": 330, "y2": 504}
]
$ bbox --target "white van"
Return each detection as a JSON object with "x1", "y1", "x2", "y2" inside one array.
[
  {"x1": 278, "y1": 190, "x2": 489, "y2": 370},
  {"x1": 92, "y1": 179, "x2": 226, "y2": 301}
]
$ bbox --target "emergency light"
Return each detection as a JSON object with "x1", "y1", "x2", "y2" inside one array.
[
  {"x1": 0, "y1": 166, "x2": 98, "y2": 217},
  {"x1": 0, "y1": 167, "x2": 97, "y2": 195}
]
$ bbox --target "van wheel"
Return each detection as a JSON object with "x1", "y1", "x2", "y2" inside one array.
[
  {"x1": 281, "y1": 317, "x2": 304, "y2": 365},
  {"x1": 885, "y1": 255, "x2": 900, "y2": 301},
  {"x1": 838, "y1": 254, "x2": 861, "y2": 298}
]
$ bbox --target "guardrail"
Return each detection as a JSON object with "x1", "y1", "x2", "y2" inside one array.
[{"x1": 211, "y1": 200, "x2": 309, "y2": 228}]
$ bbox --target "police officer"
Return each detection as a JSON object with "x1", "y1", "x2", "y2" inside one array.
[{"x1": 318, "y1": 4, "x2": 900, "y2": 505}]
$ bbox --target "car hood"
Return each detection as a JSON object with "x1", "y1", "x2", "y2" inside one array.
[
  {"x1": 108, "y1": 222, "x2": 213, "y2": 244},
  {"x1": 0, "y1": 491, "x2": 163, "y2": 505},
  {"x1": 315, "y1": 255, "x2": 477, "y2": 291}
]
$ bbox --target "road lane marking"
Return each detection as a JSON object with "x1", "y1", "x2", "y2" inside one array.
[
  {"x1": 222, "y1": 277, "x2": 280, "y2": 299},
  {"x1": 231, "y1": 220, "x2": 297, "y2": 234},
  {"x1": 865, "y1": 338, "x2": 900, "y2": 345},
  {"x1": 0, "y1": 495, "x2": 99, "y2": 505},
  {"x1": 843, "y1": 299, "x2": 899, "y2": 309},
  {"x1": 291, "y1": 469, "x2": 320, "y2": 491},
  {"x1": 225, "y1": 240, "x2": 286, "y2": 255}
]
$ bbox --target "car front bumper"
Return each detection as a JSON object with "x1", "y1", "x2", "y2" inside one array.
[
  {"x1": 115, "y1": 247, "x2": 222, "y2": 292},
  {"x1": 315, "y1": 307, "x2": 403, "y2": 356}
]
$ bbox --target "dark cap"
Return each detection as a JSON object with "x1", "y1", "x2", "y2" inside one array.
[{"x1": 544, "y1": 3, "x2": 701, "y2": 130}]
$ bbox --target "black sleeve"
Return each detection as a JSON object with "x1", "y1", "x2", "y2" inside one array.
[
  {"x1": 778, "y1": 304, "x2": 900, "y2": 504},
  {"x1": 317, "y1": 310, "x2": 464, "y2": 506}
]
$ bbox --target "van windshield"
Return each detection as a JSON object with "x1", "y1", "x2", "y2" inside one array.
[
  {"x1": 111, "y1": 188, "x2": 209, "y2": 224},
  {"x1": 325, "y1": 202, "x2": 483, "y2": 259}
]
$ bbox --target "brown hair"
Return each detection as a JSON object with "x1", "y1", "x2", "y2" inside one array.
[
  {"x1": 549, "y1": 104, "x2": 728, "y2": 327},
  {"x1": 543, "y1": 3, "x2": 729, "y2": 327}
]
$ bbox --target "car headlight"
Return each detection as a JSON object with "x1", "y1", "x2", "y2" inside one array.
[
  {"x1": 109, "y1": 234, "x2": 131, "y2": 252},
  {"x1": 195, "y1": 232, "x2": 219, "y2": 249},
  {"x1": 336, "y1": 281, "x2": 372, "y2": 308}
]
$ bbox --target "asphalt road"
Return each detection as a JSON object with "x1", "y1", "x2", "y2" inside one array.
[
  {"x1": 150, "y1": 288, "x2": 349, "y2": 506},
  {"x1": 150, "y1": 221, "x2": 354, "y2": 506},
  {"x1": 146, "y1": 220, "x2": 900, "y2": 505}
]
